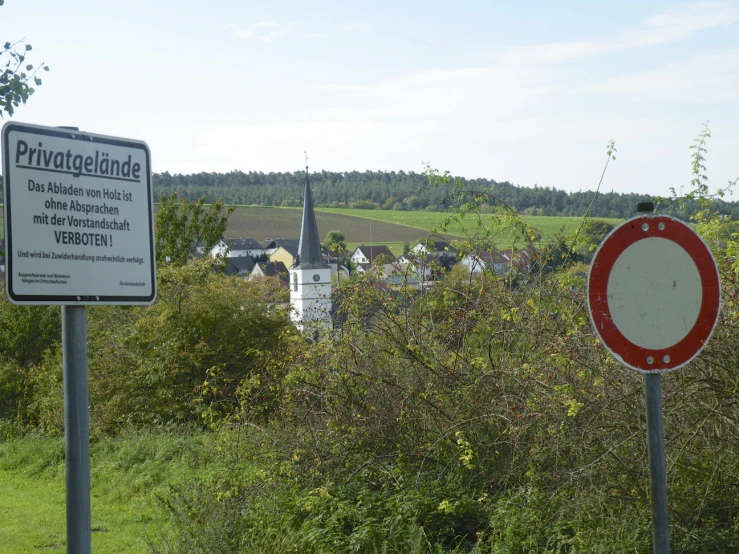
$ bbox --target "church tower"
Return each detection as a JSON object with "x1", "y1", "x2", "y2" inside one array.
[{"x1": 290, "y1": 159, "x2": 332, "y2": 333}]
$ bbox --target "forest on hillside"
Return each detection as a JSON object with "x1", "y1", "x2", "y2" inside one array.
[
  {"x1": 2, "y1": 169, "x2": 736, "y2": 220},
  {"x1": 152, "y1": 169, "x2": 739, "y2": 220}
]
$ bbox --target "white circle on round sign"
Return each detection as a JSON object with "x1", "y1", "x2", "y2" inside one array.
[{"x1": 607, "y1": 237, "x2": 702, "y2": 350}]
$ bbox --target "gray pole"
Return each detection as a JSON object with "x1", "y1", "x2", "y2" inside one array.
[
  {"x1": 636, "y1": 200, "x2": 670, "y2": 553},
  {"x1": 644, "y1": 373, "x2": 670, "y2": 553},
  {"x1": 62, "y1": 305, "x2": 91, "y2": 554}
]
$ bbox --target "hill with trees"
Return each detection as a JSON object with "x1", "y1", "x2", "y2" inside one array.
[{"x1": 152, "y1": 169, "x2": 739, "y2": 220}]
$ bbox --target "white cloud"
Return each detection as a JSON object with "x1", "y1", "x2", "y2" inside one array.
[
  {"x1": 497, "y1": 2, "x2": 739, "y2": 65},
  {"x1": 224, "y1": 21, "x2": 295, "y2": 42},
  {"x1": 583, "y1": 46, "x2": 739, "y2": 103},
  {"x1": 307, "y1": 65, "x2": 559, "y2": 125}
]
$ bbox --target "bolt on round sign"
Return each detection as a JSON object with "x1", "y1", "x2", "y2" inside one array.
[
  {"x1": 587, "y1": 214, "x2": 721, "y2": 373},
  {"x1": 2, "y1": 122, "x2": 156, "y2": 305}
]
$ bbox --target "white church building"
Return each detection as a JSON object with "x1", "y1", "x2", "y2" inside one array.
[{"x1": 289, "y1": 166, "x2": 332, "y2": 334}]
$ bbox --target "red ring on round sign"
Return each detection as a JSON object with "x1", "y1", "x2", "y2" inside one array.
[{"x1": 587, "y1": 214, "x2": 721, "y2": 373}]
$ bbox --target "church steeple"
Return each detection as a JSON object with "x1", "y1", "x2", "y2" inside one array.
[
  {"x1": 294, "y1": 154, "x2": 326, "y2": 269},
  {"x1": 290, "y1": 153, "x2": 333, "y2": 334}
]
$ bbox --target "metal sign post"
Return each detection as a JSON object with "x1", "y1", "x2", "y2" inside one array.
[
  {"x1": 62, "y1": 305, "x2": 91, "y2": 553},
  {"x1": 1, "y1": 122, "x2": 157, "y2": 553},
  {"x1": 587, "y1": 201, "x2": 721, "y2": 554},
  {"x1": 644, "y1": 372, "x2": 670, "y2": 553}
]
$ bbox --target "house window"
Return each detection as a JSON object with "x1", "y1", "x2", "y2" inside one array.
[{"x1": 293, "y1": 273, "x2": 298, "y2": 292}]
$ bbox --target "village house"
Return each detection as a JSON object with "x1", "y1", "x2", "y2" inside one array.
[
  {"x1": 350, "y1": 244, "x2": 395, "y2": 271},
  {"x1": 211, "y1": 238, "x2": 263, "y2": 259},
  {"x1": 502, "y1": 247, "x2": 537, "y2": 272},
  {"x1": 458, "y1": 250, "x2": 509, "y2": 275},
  {"x1": 376, "y1": 262, "x2": 420, "y2": 286},
  {"x1": 249, "y1": 260, "x2": 290, "y2": 285},
  {"x1": 266, "y1": 239, "x2": 300, "y2": 268},
  {"x1": 410, "y1": 238, "x2": 457, "y2": 256},
  {"x1": 223, "y1": 256, "x2": 256, "y2": 278},
  {"x1": 398, "y1": 240, "x2": 457, "y2": 281}
]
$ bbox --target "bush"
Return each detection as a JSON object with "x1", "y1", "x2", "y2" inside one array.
[{"x1": 9, "y1": 260, "x2": 294, "y2": 435}]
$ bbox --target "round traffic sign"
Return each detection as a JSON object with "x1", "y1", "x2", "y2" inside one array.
[{"x1": 588, "y1": 214, "x2": 721, "y2": 373}]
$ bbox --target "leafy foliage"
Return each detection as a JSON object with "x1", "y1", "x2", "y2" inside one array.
[
  {"x1": 152, "y1": 128, "x2": 739, "y2": 553},
  {"x1": 155, "y1": 193, "x2": 235, "y2": 266},
  {"x1": 86, "y1": 261, "x2": 292, "y2": 431},
  {"x1": 323, "y1": 229, "x2": 346, "y2": 252},
  {"x1": 1, "y1": 12, "x2": 49, "y2": 118},
  {"x1": 574, "y1": 219, "x2": 615, "y2": 260},
  {"x1": 0, "y1": 262, "x2": 292, "y2": 434}
]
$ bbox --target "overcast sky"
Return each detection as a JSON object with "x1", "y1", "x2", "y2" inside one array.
[{"x1": 2, "y1": 0, "x2": 738, "y2": 197}]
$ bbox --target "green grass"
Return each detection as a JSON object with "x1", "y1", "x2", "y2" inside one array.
[
  {"x1": 0, "y1": 468, "x2": 156, "y2": 553},
  {"x1": 0, "y1": 469, "x2": 66, "y2": 551},
  {"x1": 222, "y1": 206, "x2": 622, "y2": 251},
  {"x1": 0, "y1": 429, "x2": 220, "y2": 553},
  {"x1": 318, "y1": 208, "x2": 622, "y2": 243}
]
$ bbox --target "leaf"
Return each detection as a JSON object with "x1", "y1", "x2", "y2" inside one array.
[{"x1": 25, "y1": 44, "x2": 32, "y2": 51}]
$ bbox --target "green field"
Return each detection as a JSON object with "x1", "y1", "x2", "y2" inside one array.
[{"x1": 225, "y1": 206, "x2": 622, "y2": 253}]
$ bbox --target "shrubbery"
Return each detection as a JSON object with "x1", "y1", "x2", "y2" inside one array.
[
  {"x1": 155, "y1": 207, "x2": 739, "y2": 552},
  {"x1": 0, "y1": 259, "x2": 293, "y2": 435}
]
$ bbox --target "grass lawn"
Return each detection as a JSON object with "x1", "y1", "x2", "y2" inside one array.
[
  {"x1": 0, "y1": 469, "x2": 158, "y2": 553},
  {"x1": 0, "y1": 469, "x2": 67, "y2": 551},
  {"x1": 0, "y1": 430, "x2": 220, "y2": 554}
]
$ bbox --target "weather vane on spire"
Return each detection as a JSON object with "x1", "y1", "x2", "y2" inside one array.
[{"x1": 304, "y1": 151, "x2": 309, "y2": 173}]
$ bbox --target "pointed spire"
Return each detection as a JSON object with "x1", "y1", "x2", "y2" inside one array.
[{"x1": 294, "y1": 153, "x2": 327, "y2": 269}]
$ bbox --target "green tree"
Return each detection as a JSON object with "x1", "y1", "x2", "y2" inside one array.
[
  {"x1": 575, "y1": 218, "x2": 615, "y2": 259},
  {"x1": 323, "y1": 230, "x2": 346, "y2": 252},
  {"x1": 1, "y1": 2, "x2": 49, "y2": 117},
  {"x1": 0, "y1": 298, "x2": 60, "y2": 368},
  {"x1": 24, "y1": 261, "x2": 293, "y2": 433},
  {"x1": 155, "y1": 193, "x2": 235, "y2": 266},
  {"x1": 0, "y1": 288, "x2": 61, "y2": 425}
]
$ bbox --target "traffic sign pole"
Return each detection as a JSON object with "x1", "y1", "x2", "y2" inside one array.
[
  {"x1": 637, "y1": 202, "x2": 670, "y2": 554},
  {"x1": 644, "y1": 372, "x2": 670, "y2": 554}
]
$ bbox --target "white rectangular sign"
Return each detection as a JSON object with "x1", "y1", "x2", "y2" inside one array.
[{"x1": 2, "y1": 122, "x2": 156, "y2": 305}]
